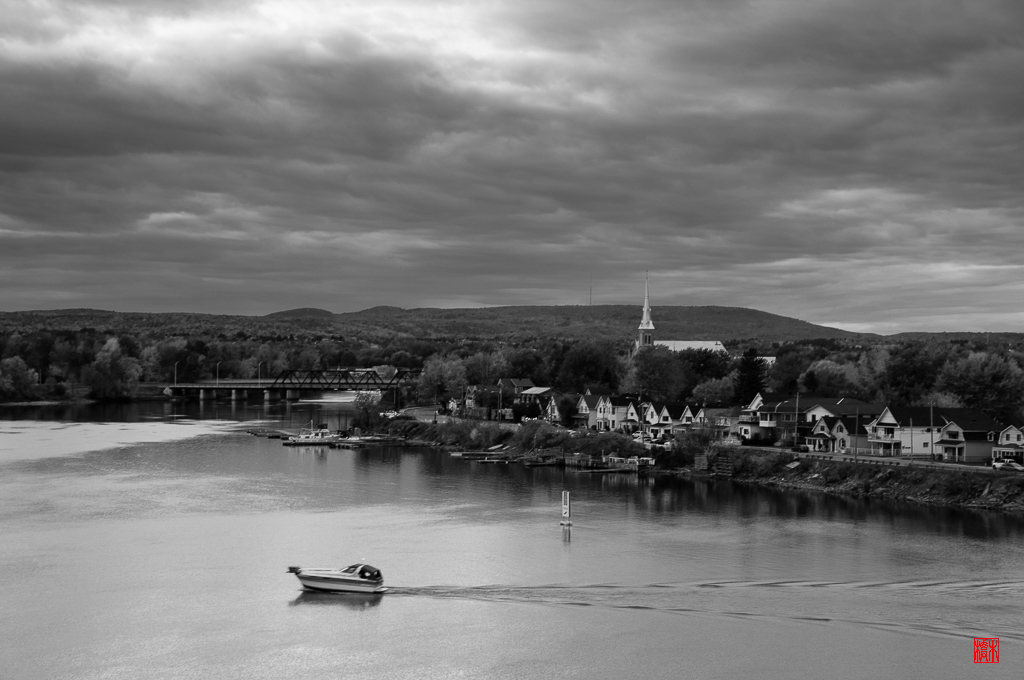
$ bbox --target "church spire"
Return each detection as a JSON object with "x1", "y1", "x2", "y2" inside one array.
[
  {"x1": 637, "y1": 272, "x2": 654, "y2": 349},
  {"x1": 639, "y1": 272, "x2": 654, "y2": 330}
]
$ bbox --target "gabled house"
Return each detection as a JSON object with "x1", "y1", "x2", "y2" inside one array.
[
  {"x1": 700, "y1": 406, "x2": 743, "y2": 441},
  {"x1": 738, "y1": 391, "x2": 787, "y2": 442},
  {"x1": 934, "y1": 417, "x2": 1000, "y2": 463},
  {"x1": 866, "y1": 406, "x2": 1002, "y2": 462},
  {"x1": 806, "y1": 414, "x2": 873, "y2": 454},
  {"x1": 574, "y1": 394, "x2": 602, "y2": 429},
  {"x1": 993, "y1": 426, "x2": 1024, "y2": 463},
  {"x1": 594, "y1": 396, "x2": 641, "y2": 432},
  {"x1": 497, "y1": 378, "x2": 535, "y2": 398},
  {"x1": 621, "y1": 399, "x2": 643, "y2": 434},
  {"x1": 743, "y1": 394, "x2": 878, "y2": 446},
  {"x1": 539, "y1": 395, "x2": 562, "y2": 423}
]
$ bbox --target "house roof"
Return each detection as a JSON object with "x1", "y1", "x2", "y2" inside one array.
[
  {"x1": 498, "y1": 378, "x2": 535, "y2": 389},
  {"x1": 579, "y1": 394, "x2": 601, "y2": 409},
  {"x1": 585, "y1": 387, "x2": 614, "y2": 396},
  {"x1": 884, "y1": 406, "x2": 1003, "y2": 432},
  {"x1": 653, "y1": 340, "x2": 727, "y2": 352},
  {"x1": 663, "y1": 402, "x2": 690, "y2": 419},
  {"x1": 760, "y1": 396, "x2": 878, "y2": 415},
  {"x1": 521, "y1": 386, "x2": 556, "y2": 395}
]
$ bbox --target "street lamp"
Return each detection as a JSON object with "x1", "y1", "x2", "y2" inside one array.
[
  {"x1": 216, "y1": 361, "x2": 222, "y2": 386},
  {"x1": 174, "y1": 361, "x2": 179, "y2": 385},
  {"x1": 258, "y1": 361, "x2": 265, "y2": 386}
]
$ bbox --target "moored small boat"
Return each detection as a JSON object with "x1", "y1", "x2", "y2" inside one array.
[
  {"x1": 283, "y1": 422, "x2": 342, "y2": 446},
  {"x1": 287, "y1": 564, "x2": 387, "y2": 593}
]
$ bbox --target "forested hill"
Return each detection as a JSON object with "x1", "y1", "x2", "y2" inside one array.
[
  {"x1": 336, "y1": 305, "x2": 867, "y2": 344},
  {"x1": 0, "y1": 305, "x2": 866, "y2": 345}
]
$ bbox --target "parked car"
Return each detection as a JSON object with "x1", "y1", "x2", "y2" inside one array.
[
  {"x1": 790, "y1": 445, "x2": 809, "y2": 453},
  {"x1": 993, "y1": 459, "x2": 1024, "y2": 471}
]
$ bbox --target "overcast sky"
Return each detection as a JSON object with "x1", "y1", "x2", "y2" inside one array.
[{"x1": 2, "y1": 0, "x2": 1022, "y2": 334}]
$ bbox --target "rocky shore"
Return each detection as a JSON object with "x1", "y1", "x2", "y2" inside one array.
[
  {"x1": 382, "y1": 417, "x2": 1024, "y2": 513},
  {"x1": 723, "y1": 451, "x2": 1024, "y2": 513}
]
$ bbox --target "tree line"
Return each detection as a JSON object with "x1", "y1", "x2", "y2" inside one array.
[{"x1": 2, "y1": 327, "x2": 1023, "y2": 424}]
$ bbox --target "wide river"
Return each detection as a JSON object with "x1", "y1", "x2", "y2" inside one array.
[{"x1": 1, "y1": 401, "x2": 1021, "y2": 679}]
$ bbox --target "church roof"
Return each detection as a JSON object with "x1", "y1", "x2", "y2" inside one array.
[{"x1": 653, "y1": 340, "x2": 726, "y2": 352}]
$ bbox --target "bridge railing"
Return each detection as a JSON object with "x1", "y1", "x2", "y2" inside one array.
[{"x1": 267, "y1": 368, "x2": 419, "y2": 390}]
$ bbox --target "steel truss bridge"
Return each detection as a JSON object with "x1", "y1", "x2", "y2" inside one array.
[{"x1": 164, "y1": 368, "x2": 420, "y2": 400}]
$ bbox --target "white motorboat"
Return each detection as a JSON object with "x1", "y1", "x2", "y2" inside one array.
[
  {"x1": 284, "y1": 423, "x2": 341, "y2": 446},
  {"x1": 287, "y1": 564, "x2": 387, "y2": 593}
]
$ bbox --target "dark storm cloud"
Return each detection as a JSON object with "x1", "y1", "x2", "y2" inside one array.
[{"x1": 2, "y1": 0, "x2": 1023, "y2": 331}]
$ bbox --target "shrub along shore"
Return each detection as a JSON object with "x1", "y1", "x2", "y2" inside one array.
[{"x1": 382, "y1": 418, "x2": 1024, "y2": 513}]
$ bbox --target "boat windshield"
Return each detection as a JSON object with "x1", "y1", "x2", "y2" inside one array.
[
  {"x1": 358, "y1": 566, "x2": 381, "y2": 580},
  {"x1": 341, "y1": 565, "x2": 360, "y2": 574}
]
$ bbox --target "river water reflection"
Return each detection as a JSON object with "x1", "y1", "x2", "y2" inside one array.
[{"x1": 1, "y1": 403, "x2": 1021, "y2": 679}]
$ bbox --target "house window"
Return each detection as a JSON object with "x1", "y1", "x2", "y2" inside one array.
[
  {"x1": 988, "y1": 432, "x2": 994, "y2": 441},
  {"x1": 923, "y1": 442, "x2": 928, "y2": 448},
  {"x1": 947, "y1": 431, "x2": 960, "y2": 439}
]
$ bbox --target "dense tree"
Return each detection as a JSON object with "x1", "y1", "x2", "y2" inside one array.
[
  {"x1": 81, "y1": 338, "x2": 143, "y2": 400},
  {"x1": 692, "y1": 374, "x2": 735, "y2": 405},
  {"x1": 881, "y1": 342, "x2": 948, "y2": 404},
  {"x1": 934, "y1": 352, "x2": 1024, "y2": 423},
  {"x1": 502, "y1": 347, "x2": 544, "y2": 383},
  {"x1": 733, "y1": 348, "x2": 765, "y2": 405},
  {"x1": 767, "y1": 345, "x2": 821, "y2": 394},
  {"x1": 416, "y1": 355, "x2": 467, "y2": 405},
  {"x1": 628, "y1": 346, "x2": 683, "y2": 401},
  {"x1": 0, "y1": 356, "x2": 39, "y2": 400},
  {"x1": 352, "y1": 391, "x2": 383, "y2": 430},
  {"x1": 799, "y1": 359, "x2": 856, "y2": 398},
  {"x1": 555, "y1": 341, "x2": 618, "y2": 392},
  {"x1": 463, "y1": 351, "x2": 509, "y2": 386},
  {"x1": 677, "y1": 348, "x2": 732, "y2": 398}
]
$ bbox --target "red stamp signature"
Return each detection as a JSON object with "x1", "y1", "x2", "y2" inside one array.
[{"x1": 974, "y1": 638, "x2": 999, "y2": 663}]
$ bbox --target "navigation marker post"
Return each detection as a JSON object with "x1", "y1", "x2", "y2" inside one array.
[{"x1": 560, "y1": 491, "x2": 572, "y2": 526}]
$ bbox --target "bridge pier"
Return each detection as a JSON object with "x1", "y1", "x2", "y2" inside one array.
[
  {"x1": 231, "y1": 389, "x2": 239, "y2": 402},
  {"x1": 286, "y1": 389, "x2": 299, "y2": 400},
  {"x1": 199, "y1": 388, "x2": 208, "y2": 401}
]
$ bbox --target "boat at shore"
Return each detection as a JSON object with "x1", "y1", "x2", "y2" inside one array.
[
  {"x1": 283, "y1": 422, "x2": 342, "y2": 446},
  {"x1": 287, "y1": 564, "x2": 387, "y2": 593}
]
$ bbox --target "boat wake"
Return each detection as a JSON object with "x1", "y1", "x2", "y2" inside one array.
[{"x1": 385, "y1": 580, "x2": 1024, "y2": 643}]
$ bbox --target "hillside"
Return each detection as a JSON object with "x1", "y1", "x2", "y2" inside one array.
[
  {"x1": 0, "y1": 305, "x2": 873, "y2": 346},
  {"x1": 337, "y1": 305, "x2": 870, "y2": 344}
]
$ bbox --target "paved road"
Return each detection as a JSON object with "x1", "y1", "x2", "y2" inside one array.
[{"x1": 401, "y1": 406, "x2": 453, "y2": 423}]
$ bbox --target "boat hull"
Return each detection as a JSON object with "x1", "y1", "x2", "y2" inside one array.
[{"x1": 293, "y1": 571, "x2": 387, "y2": 594}]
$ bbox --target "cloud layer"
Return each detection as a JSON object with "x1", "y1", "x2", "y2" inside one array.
[{"x1": 2, "y1": 0, "x2": 1023, "y2": 332}]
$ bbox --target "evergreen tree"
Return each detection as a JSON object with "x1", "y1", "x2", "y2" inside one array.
[{"x1": 733, "y1": 348, "x2": 764, "y2": 405}]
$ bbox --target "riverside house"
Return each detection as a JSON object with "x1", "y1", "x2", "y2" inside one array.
[
  {"x1": 992, "y1": 426, "x2": 1024, "y2": 463},
  {"x1": 866, "y1": 406, "x2": 1002, "y2": 462},
  {"x1": 806, "y1": 414, "x2": 875, "y2": 454},
  {"x1": 574, "y1": 394, "x2": 602, "y2": 429}
]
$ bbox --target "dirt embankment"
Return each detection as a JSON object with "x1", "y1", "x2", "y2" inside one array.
[{"x1": 724, "y1": 450, "x2": 1024, "y2": 513}]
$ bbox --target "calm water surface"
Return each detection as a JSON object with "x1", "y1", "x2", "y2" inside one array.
[{"x1": 1, "y1": 402, "x2": 1022, "y2": 679}]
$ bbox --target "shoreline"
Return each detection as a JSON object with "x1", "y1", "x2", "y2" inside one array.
[{"x1": 380, "y1": 419, "x2": 1024, "y2": 514}]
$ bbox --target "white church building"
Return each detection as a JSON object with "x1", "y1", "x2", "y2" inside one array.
[{"x1": 634, "y1": 276, "x2": 726, "y2": 354}]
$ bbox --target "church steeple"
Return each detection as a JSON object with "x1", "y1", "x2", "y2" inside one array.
[{"x1": 637, "y1": 273, "x2": 654, "y2": 349}]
